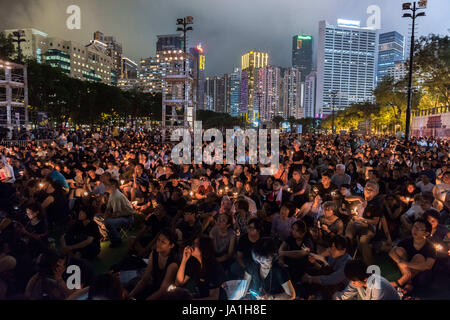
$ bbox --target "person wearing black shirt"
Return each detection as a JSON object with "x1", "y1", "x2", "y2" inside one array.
[
  {"x1": 127, "y1": 229, "x2": 179, "y2": 300},
  {"x1": 242, "y1": 238, "x2": 295, "y2": 300},
  {"x1": 129, "y1": 204, "x2": 172, "y2": 258},
  {"x1": 345, "y1": 181, "x2": 383, "y2": 265},
  {"x1": 278, "y1": 220, "x2": 315, "y2": 284},
  {"x1": 175, "y1": 205, "x2": 203, "y2": 247},
  {"x1": 230, "y1": 218, "x2": 263, "y2": 279},
  {"x1": 61, "y1": 205, "x2": 101, "y2": 260},
  {"x1": 176, "y1": 235, "x2": 225, "y2": 300},
  {"x1": 315, "y1": 170, "x2": 337, "y2": 203},
  {"x1": 389, "y1": 219, "x2": 437, "y2": 294}
]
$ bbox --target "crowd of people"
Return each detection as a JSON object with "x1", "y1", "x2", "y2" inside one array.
[{"x1": 0, "y1": 128, "x2": 449, "y2": 300}]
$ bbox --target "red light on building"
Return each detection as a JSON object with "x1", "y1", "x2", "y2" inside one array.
[{"x1": 196, "y1": 44, "x2": 204, "y2": 53}]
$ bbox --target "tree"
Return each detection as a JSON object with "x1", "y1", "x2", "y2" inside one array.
[
  {"x1": 414, "y1": 34, "x2": 450, "y2": 107},
  {"x1": 0, "y1": 32, "x2": 15, "y2": 60},
  {"x1": 272, "y1": 116, "x2": 284, "y2": 129}
]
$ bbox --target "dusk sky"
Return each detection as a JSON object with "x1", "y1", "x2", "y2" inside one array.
[{"x1": 1, "y1": 0, "x2": 449, "y2": 76}]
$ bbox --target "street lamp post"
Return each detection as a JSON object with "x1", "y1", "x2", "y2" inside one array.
[
  {"x1": 177, "y1": 17, "x2": 194, "y2": 128},
  {"x1": 12, "y1": 30, "x2": 26, "y2": 64},
  {"x1": 402, "y1": 1, "x2": 426, "y2": 141}
]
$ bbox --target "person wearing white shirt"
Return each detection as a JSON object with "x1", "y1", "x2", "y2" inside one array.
[{"x1": 416, "y1": 174, "x2": 435, "y2": 195}]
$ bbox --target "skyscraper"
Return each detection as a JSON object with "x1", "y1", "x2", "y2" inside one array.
[
  {"x1": 316, "y1": 20, "x2": 377, "y2": 116},
  {"x1": 292, "y1": 35, "x2": 313, "y2": 81},
  {"x1": 189, "y1": 44, "x2": 206, "y2": 111},
  {"x1": 204, "y1": 76, "x2": 225, "y2": 113},
  {"x1": 240, "y1": 51, "x2": 269, "y2": 123},
  {"x1": 281, "y1": 67, "x2": 303, "y2": 119},
  {"x1": 229, "y1": 68, "x2": 241, "y2": 117},
  {"x1": 256, "y1": 65, "x2": 281, "y2": 123},
  {"x1": 304, "y1": 71, "x2": 317, "y2": 118},
  {"x1": 377, "y1": 31, "x2": 404, "y2": 83},
  {"x1": 93, "y1": 31, "x2": 123, "y2": 85}
]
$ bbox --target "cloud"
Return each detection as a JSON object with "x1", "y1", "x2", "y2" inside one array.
[{"x1": 1, "y1": 0, "x2": 449, "y2": 77}]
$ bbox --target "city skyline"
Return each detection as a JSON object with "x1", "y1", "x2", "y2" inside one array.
[{"x1": 1, "y1": 0, "x2": 449, "y2": 77}]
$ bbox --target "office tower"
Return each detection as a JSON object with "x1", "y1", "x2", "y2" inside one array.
[
  {"x1": 228, "y1": 68, "x2": 241, "y2": 117},
  {"x1": 5, "y1": 28, "x2": 113, "y2": 85},
  {"x1": 93, "y1": 31, "x2": 123, "y2": 85},
  {"x1": 281, "y1": 67, "x2": 304, "y2": 119},
  {"x1": 139, "y1": 57, "x2": 163, "y2": 93},
  {"x1": 316, "y1": 19, "x2": 377, "y2": 117},
  {"x1": 240, "y1": 51, "x2": 269, "y2": 123},
  {"x1": 292, "y1": 35, "x2": 313, "y2": 81},
  {"x1": 118, "y1": 57, "x2": 138, "y2": 91},
  {"x1": 386, "y1": 61, "x2": 408, "y2": 81},
  {"x1": 304, "y1": 71, "x2": 317, "y2": 118},
  {"x1": 189, "y1": 44, "x2": 206, "y2": 111},
  {"x1": 377, "y1": 31, "x2": 404, "y2": 83},
  {"x1": 204, "y1": 76, "x2": 226, "y2": 113},
  {"x1": 256, "y1": 65, "x2": 281, "y2": 123}
]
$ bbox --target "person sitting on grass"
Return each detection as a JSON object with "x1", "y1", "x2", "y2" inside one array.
[
  {"x1": 389, "y1": 218, "x2": 437, "y2": 295},
  {"x1": 176, "y1": 235, "x2": 226, "y2": 300},
  {"x1": 301, "y1": 235, "x2": 352, "y2": 300},
  {"x1": 126, "y1": 228, "x2": 179, "y2": 300},
  {"x1": 241, "y1": 237, "x2": 296, "y2": 300},
  {"x1": 334, "y1": 260, "x2": 400, "y2": 300},
  {"x1": 60, "y1": 204, "x2": 101, "y2": 260}
]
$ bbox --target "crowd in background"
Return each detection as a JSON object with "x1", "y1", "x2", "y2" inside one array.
[{"x1": 0, "y1": 128, "x2": 449, "y2": 300}]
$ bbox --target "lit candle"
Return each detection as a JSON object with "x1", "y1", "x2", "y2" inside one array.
[
  {"x1": 435, "y1": 244, "x2": 443, "y2": 251},
  {"x1": 121, "y1": 180, "x2": 125, "y2": 185},
  {"x1": 39, "y1": 183, "x2": 44, "y2": 188},
  {"x1": 167, "y1": 284, "x2": 176, "y2": 292},
  {"x1": 83, "y1": 192, "x2": 88, "y2": 197}
]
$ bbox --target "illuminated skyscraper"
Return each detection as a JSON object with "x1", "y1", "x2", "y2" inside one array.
[
  {"x1": 240, "y1": 51, "x2": 269, "y2": 123},
  {"x1": 316, "y1": 20, "x2": 377, "y2": 116},
  {"x1": 377, "y1": 31, "x2": 404, "y2": 83},
  {"x1": 281, "y1": 67, "x2": 304, "y2": 119},
  {"x1": 292, "y1": 35, "x2": 313, "y2": 81},
  {"x1": 256, "y1": 65, "x2": 281, "y2": 123},
  {"x1": 228, "y1": 68, "x2": 241, "y2": 117}
]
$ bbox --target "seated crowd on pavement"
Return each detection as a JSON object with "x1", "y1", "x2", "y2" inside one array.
[{"x1": 0, "y1": 128, "x2": 449, "y2": 300}]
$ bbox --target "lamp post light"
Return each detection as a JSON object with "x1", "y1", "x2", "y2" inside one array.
[
  {"x1": 402, "y1": 0, "x2": 427, "y2": 141},
  {"x1": 12, "y1": 30, "x2": 26, "y2": 64}
]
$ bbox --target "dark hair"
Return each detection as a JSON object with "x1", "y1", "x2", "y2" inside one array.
[
  {"x1": 88, "y1": 274, "x2": 121, "y2": 300},
  {"x1": 36, "y1": 250, "x2": 64, "y2": 278},
  {"x1": 159, "y1": 228, "x2": 178, "y2": 246},
  {"x1": 79, "y1": 204, "x2": 96, "y2": 220},
  {"x1": 25, "y1": 201, "x2": 43, "y2": 219},
  {"x1": 282, "y1": 202, "x2": 296, "y2": 218},
  {"x1": 247, "y1": 217, "x2": 263, "y2": 232},
  {"x1": 236, "y1": 199, "x2": 249, "y2": 212},
  {"x1": 331, "y1": 235, "x2": 348, "y2": 251},
  {"x1": 273, "y1": 179, "x2": 283, "y2": 185},
  {"x1": 184, "y1": 205, "x2": 197, "y2": 214},
  {"x1": 414, "y1": 218, "x2": 432, "y2": 234},
  {"x1": 252, "y1": 237, "x2": 278, "y2": 260},
  {"x1": 344, "y1": 260, "x2": 368, "y2": 282},
  {"x1": 196, "y1": 235, "x2": 216, "y2": 271},
  {"x1": 422, "y1": 209, "x2": 440, "y2": 222},
  {"x1": 322, "y1": 170, "x2": 334, "y2": 179},
  {"x1": 292, "y1": 220, "x2": 307, "y2": 234}
]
